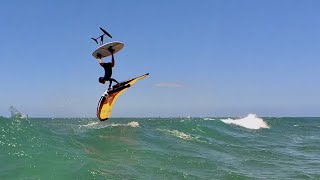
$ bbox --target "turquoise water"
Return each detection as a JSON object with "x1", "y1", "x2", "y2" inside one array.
[{"x1": 1, "y1": 115, "x2": 319, "y2": 179}]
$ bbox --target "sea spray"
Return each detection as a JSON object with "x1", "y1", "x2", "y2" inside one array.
[{"x1": 221, "y1": 114, "x2": 269, "y2": 129}]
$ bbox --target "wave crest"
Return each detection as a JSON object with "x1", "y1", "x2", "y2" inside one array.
[
  {"x1": 78, "y1": 121, "x2": 140, "y2": 131},
  {"x1": 156, "y1": 129, "x2": 193, "y2": 140},
  {"x1": 221, "y1": 114, "x2": 269, "y2": 130}
]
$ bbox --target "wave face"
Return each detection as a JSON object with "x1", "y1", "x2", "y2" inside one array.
[{"x1": 0, "y1": 116, "x2": 319, "y2": 179}]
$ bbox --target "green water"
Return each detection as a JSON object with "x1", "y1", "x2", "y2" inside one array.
[{"x1": 1, "y1": 116, "x2": 319, "y2": 179}]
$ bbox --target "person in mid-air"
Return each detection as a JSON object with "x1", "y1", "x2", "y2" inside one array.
[{"x1": 97, "y1": 47, "x2": 119, "y2": 90}]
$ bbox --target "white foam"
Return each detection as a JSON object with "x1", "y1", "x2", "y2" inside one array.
[
  {"x1": 203, "y1": 118, "x2": 215, "y2": 121},
  {"x1": 110, "y1": 121, "x2": 140, "y2": 128},
  {"x1": 171, "y1": 130, "x2": 191, "y2": 140},
  {"x1": 127, "y1": 121, "x2": 139, "y2": 127},
  {"x1": 80, "y1": 122, "x2": 99, "y2": 127},
  {"x1": 157, "y1": 129, "x2": 192, "y2": 140},
  {"x1": 77, "y1": 121, "x2": 108, "y2": 131},
  {"x1": 221, "y1": 114, "x2": 269, "y2": 130},
  {"x1": 78, "y1": 121, "x2": 139, "y2": 131}
]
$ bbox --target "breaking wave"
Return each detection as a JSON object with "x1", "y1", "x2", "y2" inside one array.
[{"x1": 221, "y1": 114, "x2": 269, "y2": 130}]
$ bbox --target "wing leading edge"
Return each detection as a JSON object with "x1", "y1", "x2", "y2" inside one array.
[{"x1": 97, "y1": 73, "x2": 149, "y2": 121}]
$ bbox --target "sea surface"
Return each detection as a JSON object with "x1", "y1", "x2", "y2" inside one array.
[{"x1": 0, "y1": 114, "x2": 319, "y2": 179}]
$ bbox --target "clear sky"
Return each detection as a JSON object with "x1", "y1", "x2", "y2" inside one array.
[{"x1": 0, "y1": 1, "x2": 319, "y2": 117}]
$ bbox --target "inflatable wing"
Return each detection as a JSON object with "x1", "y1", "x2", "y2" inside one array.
[{"x1": 97, "y1": 73, "x2": 149, "y2": 121}]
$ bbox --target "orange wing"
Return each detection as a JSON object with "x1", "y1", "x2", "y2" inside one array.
[{"x1": 97, "y1": 73, "x2": 149, "y2": 121}]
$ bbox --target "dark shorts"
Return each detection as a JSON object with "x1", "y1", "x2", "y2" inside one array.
[{"x1": 102, "y1": 76, "x2": 111, "y2": 81}]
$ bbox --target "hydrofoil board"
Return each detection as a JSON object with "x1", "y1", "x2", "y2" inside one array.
[{"x1": 92, "y1": 41, "x2": 124, "y2": 59}]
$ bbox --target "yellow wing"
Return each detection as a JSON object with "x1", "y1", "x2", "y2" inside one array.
[{"x1": 97, "y1": 73, "x2": 149, "y2": 121}]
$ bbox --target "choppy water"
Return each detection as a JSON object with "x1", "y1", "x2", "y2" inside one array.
[{"x1": 1, "y1": 114, "x2": 319, "y2": 179}]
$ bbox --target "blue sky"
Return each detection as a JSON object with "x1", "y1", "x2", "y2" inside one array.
[{"x1": 0, "y1": 1, "x2": 319, "y2": 117}]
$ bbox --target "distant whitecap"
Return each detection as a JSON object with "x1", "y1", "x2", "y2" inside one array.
[{"x1": 221, "y1": 114, "x2": 269, "y2": 130}]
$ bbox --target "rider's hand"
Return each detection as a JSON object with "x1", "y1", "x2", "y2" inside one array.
[{"x1": 108, "y1": 47, "x2": 115, "y2": 54}]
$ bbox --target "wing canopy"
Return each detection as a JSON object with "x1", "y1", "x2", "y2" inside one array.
[{"x1": 97, "y1": 73, "x2": 149, "y2": 121}]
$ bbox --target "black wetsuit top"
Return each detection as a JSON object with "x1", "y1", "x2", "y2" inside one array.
[{"x1": 100, "y1": 62, "x2": 112, "y2": 80}]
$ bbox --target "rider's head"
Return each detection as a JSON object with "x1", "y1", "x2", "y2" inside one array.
[{"x1": 99, "y1": 77, "x2": 105, "y2": 84}]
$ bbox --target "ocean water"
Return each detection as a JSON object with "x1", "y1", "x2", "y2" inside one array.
[{"x1": 0, "y1": 114, "x2": 319, "y2": 179}]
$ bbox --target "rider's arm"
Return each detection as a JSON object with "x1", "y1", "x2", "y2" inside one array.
[
  {"x1": 97, "y1": 54, "x2": 104, "y2": 64},
  {"x1": 111, "y1": 53, "x2": 115, "y2": 67}
]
